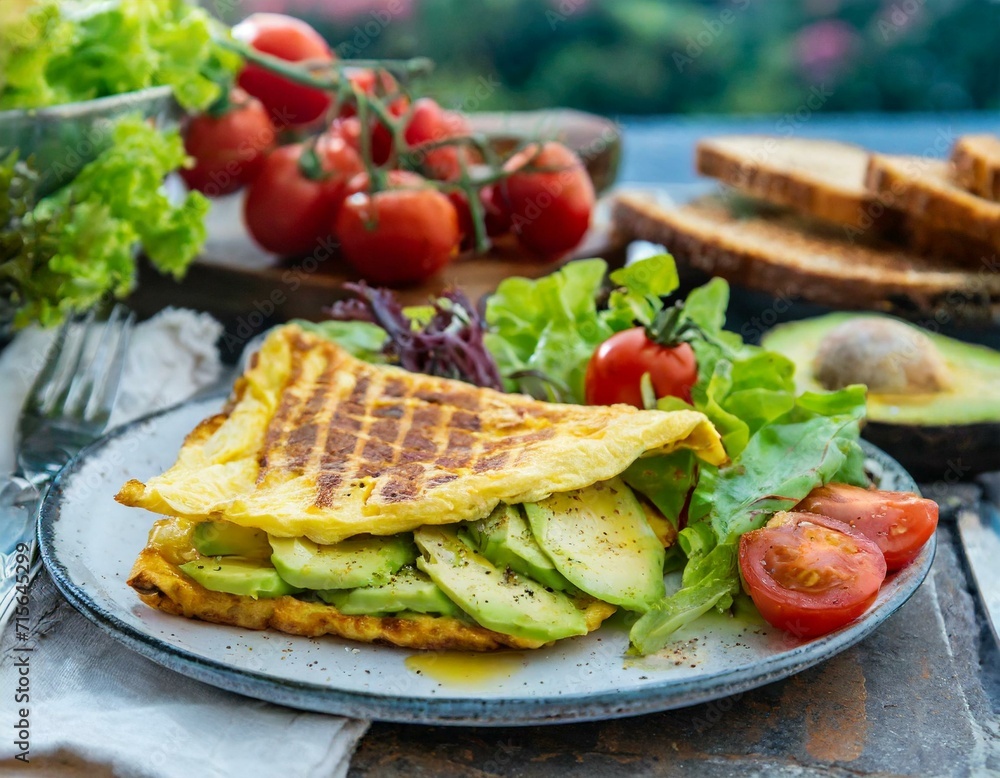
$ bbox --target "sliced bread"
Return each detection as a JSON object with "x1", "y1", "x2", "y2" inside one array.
[
  {"x1": 951, "y1": 134, "x2": 1000, "y2": 202},
  {"x1": 695, "y1": 136, "x2": 895, "y2": 233},
  {"x1": 902, "y1": 217, "x2": 997, "y2": 269},
  {"x1": 612, "y1": 192, "x2": 1000, "y2": 324},
  {"x1": 865, "y1": 154, "x2": 1000, "y2": 252}
]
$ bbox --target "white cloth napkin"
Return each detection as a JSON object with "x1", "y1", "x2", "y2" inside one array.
[{"x1": 0, "y1": 309, "x2": 369, "y2": 777}]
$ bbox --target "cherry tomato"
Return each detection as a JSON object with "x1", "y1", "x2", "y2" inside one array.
[
  {"x1": 584, "y1": 328, "x2": 696, "y2": 408},
  {"x1": 335, "y1": 69, "x2": 408, "y2": 164},
  {"x1": 404, "y1": 98, "x2": 472, "y2": 181},
  {"x1": 339, "y1": 68, "x2": 403, "y2": 115},
  {"x1": 481, "y1": 183, "x2": 513, "y2": 236},
  {"x1": 233, "y1": 13, "x2": 334, "y2": 127},
  {"x1": 739, "y1": 511, "x2": 887, "y2": 639},
  {"x1": 335, "y1": 171, "x2": 460, "y2": 286},
  {"x1": 180, "y1": 89, "x2": 275, "y2": 196},
  {"x1": 502, "y1": 142, "x2": 594, "y2": 257},
  {"x1": 796, "y1": 484, "x2": 938, "y2": 571},
  {"x1": 243, "y1": 139, "x2": 363, "y2": 257},
  {"x1": 330, "y1": 110, "x2": 402, "y2": 167},
  {"x1": 446, "y1": 190, "x2": 476, "y2": 249}
]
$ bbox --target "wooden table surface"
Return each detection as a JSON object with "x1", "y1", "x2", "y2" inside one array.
[{"x1": 348, "y1": 113, "x2": 1000, "y2": 778}]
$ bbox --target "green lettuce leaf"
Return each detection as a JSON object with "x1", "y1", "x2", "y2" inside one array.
[
  {"x1": 1, "y1": 117, "x2": 207, "y2": 327},
  {"x1": 629, "y1": 385, "x2": 867, "y2": 654},
  {"x1": 630, "y1": 566, "x2": 734, "y2": 656},
  {"x1": 0, "y1": 1, "x2": 74, "y2": 109},
  {"x1": 0, "y1": 0, "x2": 238, "y2": 111},
  {"x1": 622, "y1": 449, "x2": 696, "y2": 527},
  {"x1": 485, "y1": 255, "x2": 680, "y2": 402},
  {"x1": 292, "y1": 320, "x2": 389, "y2": 363}
]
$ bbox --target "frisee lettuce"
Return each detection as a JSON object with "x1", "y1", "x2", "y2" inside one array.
[{"x1": 0, "y1": 117, "x2": 208, "y2": 327}]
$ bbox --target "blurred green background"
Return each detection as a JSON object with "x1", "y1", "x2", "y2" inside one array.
[{"x1": 219, "y1": 0, "x2": 1000, "y2": 115}]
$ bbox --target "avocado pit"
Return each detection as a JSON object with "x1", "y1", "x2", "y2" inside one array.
[{"x1": 812, "y1": 318, "x2": 952, "y2": 394}]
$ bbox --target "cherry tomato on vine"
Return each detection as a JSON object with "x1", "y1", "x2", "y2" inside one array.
[
  {"x1": 330, "y1": 111, "x2": 402, "y2": 167},
  {"x1": 739, "y1": 511, "x2": 887, "y2": 639},
  {"x1": 336, "y1": 171, "x2": 460, "y2": 286},
  {"x1": 233, "y1": 13, "x2": 334, "y2": 127},
  {"x1": 446, "y1": 190, "x2": 476, "y2": 249},
  {"x1": 334, "y1": 69, "x2": 408, "y2": 164},
  {"x1": 481, "y1": 183, "x2": 513, "y2": 236},
  {"x1": 180, "y1": 89, "x2": 275, "y2": 196},
  {"x1": 584, "y1": 328, "x2": 696, "y2": 408},
  {"x1": 501, "y1": 141, "x2": 594, "y2": 257},
  {"x1": 340, "y1": 68, "x2": 403, "y2": 113},
  {"x1": 243, "y1": 138, "x2": 363, "y2": 257},
  {"x1": 796, "y1": 484, "x2": 938, "y2": 571},
  {"x1": 447, "y1": 186, "x2": 510, "y2": 250},
  {"x1": 404, "y1": 98, "x2": 473, "y2": 181}
]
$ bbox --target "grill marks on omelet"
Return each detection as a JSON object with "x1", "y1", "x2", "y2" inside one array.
[
  {"x1": 116, "y1": 325, "x2": 728, "y2": 544},
  {"x1": 251, "y1": 340, "x2": 570, "y2": 509},
  {"x1": 266, "y1": 335, "x2": 673, "y2": 509}
]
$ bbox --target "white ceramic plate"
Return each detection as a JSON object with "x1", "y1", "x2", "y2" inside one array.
[{"x1": 39, "y1": 396, "x2": 934, "y2": 725}]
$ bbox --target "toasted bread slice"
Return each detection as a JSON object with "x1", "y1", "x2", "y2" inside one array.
[
  {"x1": 695, "y1": 136, "x2": 895, "y2": 232},
  {"x1": 902, "y1": 216, "x2": 997, "y2": 269},
  {"x1": 865, "y1": 154, "x2": 1000, "y2": 252},
  {"x1": 612, "y1": 192, "x2": 1000, "y2": 324},
  {"x1": 951, "y1": 134, "x2": 1000, "y2": 201}
]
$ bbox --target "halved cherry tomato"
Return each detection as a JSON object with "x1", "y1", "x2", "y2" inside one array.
[
  {"x1": 796, "y1": 484, "x2": 938, "y2": 571},
  {"x1": 502, "y1": 141, "x2": 594, "y2": 257},
  {"x1": 403, "y1": 98, "x2": 472, "y2": 181},
  {"x1": 739, "y1": 511, "x2": 887, "y2": 639},
  {"x1": 584, "y1": 328, "x2": 696, "y2": 408},
  {"x1": 335, "y1": 171, "x2": 460, "y2": 286},
  {"x1": 180, "y1": 89, "x2": 275, "y2": 196},
  {"x1": 243, "y1": 138, "x2": 363, "y2": 257},
  {"x1": 233, "y1": 13, "x2": 334, "y2": 127}
]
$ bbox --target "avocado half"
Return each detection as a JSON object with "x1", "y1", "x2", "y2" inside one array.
[{"x1": 762, "y1": 313, "x2": 1000, "y2": 481}]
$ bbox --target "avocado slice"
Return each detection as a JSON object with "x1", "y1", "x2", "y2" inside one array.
[
  {"x1": 413, "y1": 525, "x2": 588, "y2": 643},
  {"x1": 269, "y1": 534, "x2": 417, "y2": 590},
  {"x1": 762, "y1": 313, "x2": 1000, "y2": 478},
  {"x1": 192, "y1": 521, "x2": 272, "y2": 559},
  {"x1": 523, "y1": 478, "x2": 665, "y2": 612},
  {"x1": 180, "y1": 557, "x2": 302, "y2": 598},
  {"x1": 317, "y1": 567, "x2": 462, "y2": 617},
  {"x1": 463, "y1": 503, "x2": 571, "y2": 591}
]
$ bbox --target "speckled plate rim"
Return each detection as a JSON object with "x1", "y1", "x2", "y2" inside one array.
[{"x1": 38, "y1": 395, "x2": 936, "y2": 726}]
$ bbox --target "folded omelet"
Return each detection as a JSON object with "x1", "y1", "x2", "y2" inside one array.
[{"x1": 121, "y1": 324, "x2": 726, "y2": 650}]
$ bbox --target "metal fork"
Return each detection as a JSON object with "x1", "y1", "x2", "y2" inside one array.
[{"x1": 0, "y1": 304, "x2": 134, "y2": 632}]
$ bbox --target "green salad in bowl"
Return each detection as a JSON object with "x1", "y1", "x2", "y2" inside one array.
[{"x1": 0, "y1": 0, "x2": 239, "y2": 330}]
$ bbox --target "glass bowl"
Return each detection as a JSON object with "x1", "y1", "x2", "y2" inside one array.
[{"x1": 0, "y1": 85, "x2": 177, "y2": 196}]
